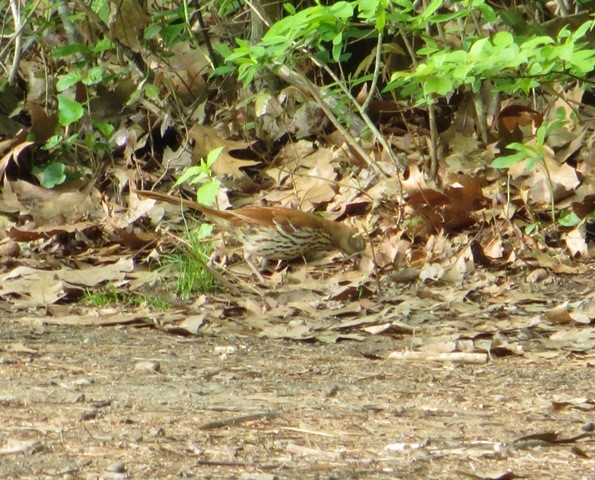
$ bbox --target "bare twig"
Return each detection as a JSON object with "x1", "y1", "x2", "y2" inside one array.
[
  {"x1": 1, "y1": 0, "x2": 43, "y2": 74},
  {"x1": 7, "y1": 0, "x2": 22, "y2": 83},
  {"x1": 198, "y1": 411, "x2": 279, "y2": 430},
  {"x1": 389, "y1": 351, "x2": 489, "y2": 364},
  {"x1": 361, "y1": 32, "x2": 384, "y2": 112},
  {"x1": 274, "y1": 64, "x2": 389, "y2": 178},
  {"x1": 191, "y1": 1, "x2": 219, "y2": 68},
  {"x1": 428, "y1": 101, "x2": 439, "y2": 181},
  {"x1": 310, "y1": 57, "x2": 405, "y2": 176}
]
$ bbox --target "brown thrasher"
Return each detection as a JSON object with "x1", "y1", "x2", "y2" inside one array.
[{"x1": 134, "y1": 190, "x2": 365, "y2": 261}]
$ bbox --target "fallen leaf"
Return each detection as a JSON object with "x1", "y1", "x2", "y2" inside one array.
[{"x1": 188, "y1": 125, "x2": 259, "y2": 177}]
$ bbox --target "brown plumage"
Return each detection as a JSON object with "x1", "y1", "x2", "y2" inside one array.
[{"x1": 134, "y1": 190, "x2": 364, "y2": 261}]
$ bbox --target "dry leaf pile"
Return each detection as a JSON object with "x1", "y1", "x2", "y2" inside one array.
[
  {"x1": 0, "y1": 4, "x2": 593, "y2": 355},
  {"x1": 1, "y1": 4, "x2": 595, "y2": 479}
]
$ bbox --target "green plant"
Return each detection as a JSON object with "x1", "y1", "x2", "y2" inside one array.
[
  {"x1": 491, "y1": 109, "x2": 569, "y2": 228},
  {"x1": 558, "y1": 209, "x2": 582, "y2": 228},
  {"x1": 160, "y1": 223, "x2": 218, "y2": 298},
  {"x1": 219, "y1": 1, "x2": 375, "y2": 86},
  {"x1": 47, "y1": 43, "x2": 123, "y2": 179},
  {"x1": 221, "y1": 1, "x2": 593, "y2": 125},
  {"x1": 220, "y1": 1, "x2": 491, "y2": 88},
  {"x1": 9, "y1": 0, "x2": 205, "y2": 188},
  {"x1": 83, "y1": 287, "x2": 170, "y2": 310},
  {"x1": 386, "y1": 22, "x2": 595, "y2": 104},
  {"x1": 174, "y1": 146, "x2": 223, "y2": 206},
  {"x1": 159, "y1": 147, "x2": 224, "y2": 298},
  {"x1": 31, "y1": 160, "x2": 67, "y2": 188}
]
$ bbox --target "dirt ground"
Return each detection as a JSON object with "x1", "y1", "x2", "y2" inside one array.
[{"x1": 1, "y1": 301, "x2": 594, "y2": 480}]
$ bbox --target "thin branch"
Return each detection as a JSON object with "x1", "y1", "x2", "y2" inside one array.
[
  {"x1": 274, "y1": 64, "x2": 389, "y2": 178},
  {"x1": 308, "y1": 53, "x2": 405, "y2": 176},
  {"x1": 8, "y1": 0, "x2": 22, "y2": 85},
  {"x1": 428, "y1": 101, "x2": 438, "y2": 180},
  {"x1": 2, "y1": 0, "x2": 44, "y2": 80},
  {"x1": 399, "y1": 29, "x2": 418, "y2": 68},
  {"x1": 191, "y1": 1, "x2": 219, "y2": 68},
  {"x1": 198, "y1": 411, "x2": 279, "y2": 430},
  {"x1": 361, "y1": 31, "x2": 383, "y2": 112}
]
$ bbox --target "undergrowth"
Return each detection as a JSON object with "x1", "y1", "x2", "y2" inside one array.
[
  {"x1": 159, "y1": 223, "x2": 218, "y2": 299},
  {"x1": 83, "y1": 287, "x2": 170, "y2": 310}
]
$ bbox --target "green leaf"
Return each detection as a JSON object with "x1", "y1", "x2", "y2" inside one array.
[
  {"x1": 34, "y1": 161, "x2": 67, "y2": 188},
  {"x1": 205, "y1": 147, "x2": 224, "y2": 168},
  {"x1": 424, "y1": 76, "x2": 452, "y2": 96},
  {"x1": 417, "y1": 45, "x2": 438, "y2": 55},
  {"x1": 57, "y1": 95, "x2": 84, "y2": 126},
  {"x1": 525, "y1": 222, "x2": 540, "y2": 235},
  {"x1": 57, "y1": 72, "x2": 82, "y2": 92},
  {"x1": 43, "y1": 135, "x2": 63, "y2": 150},
  {"x1": 389, "y1": 0, "x2": 413, "y2": 9},
  {"x1": 175, "y1": 166, "x2": 205, "y2": 186},
  {"x1": 161, "y1": 23, "x2": 185, "y2": 45},
  {"x1": 91, "y1": 0, "x2": 110, "y2": 23},
  {"x1": 144, "y1": 23, "x2": 161, "y2": 40},
  {"x1": 521, "y1": 35, "x2": 554, "y2": 51},
  {"x1": 332, "y1": 34, "x2": 343, "y2": 62},
  {"x1": 83, "y1": 66, "x2": 105, "y2": 85},
  {"x1": 330, "y1": 1, "x2": 354, "y2": 18},
  {"x1": 536, "y1": 123, "x2": 548, "y2": 145},
  {"x1": 452, "y1": 64, "x2": 472, "y2": 79},
  {"x1": 92, "y1": 37, "x2": 114, "y2": 53},
  {"x1": 196, "y1": 180, "x2": 220, "y2": 206},
  {"x1": 420, "y1": 0, "x2": 444, "y2": 19},
  {"x1": 210, "y1": 65, "x2": 236, "y2": 78},
  {"x1": 92, "y1": 121, "x2": 115, "y2": 138},
  {"x1": 559, "y1": 210, "x2": 581, "y2": 227},
  {"x1": 53, "y1": 43, "x2": 89, "y2": 58},
  {"x1": 568, "y1": 49, "x2": 595, "y2": 74},
  {"x1": 144, "y1": 83, "x2": 160, "y2": 100},
  {"x1": 447, "y1": 50, "x2": 467, "y2": 63},
  {"x1": 215, "y1": 42, "x2": 233, "y2": 58},
  {"x1": 492, "y1": 31, "x2": 513, "y2": 47},
  {"x1": 490, "y1": 150, "x2": 527, "y2": 169},
  {"x1": 469, "y1": 37, "x2": 488, "y2": 58},
  {"x1": 569, "y1": 19, "x2": 595, "y2": 40},
  {"x1": 195, "y1": 222, "x2": 214, "y2": 239}
]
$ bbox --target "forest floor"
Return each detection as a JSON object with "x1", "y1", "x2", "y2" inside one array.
[
  {"x1": 1, "y1": 268, "x2": 594, "y2": 480},
  {"x1": 1, "y1": 3, "x2": 593, "y2": 480}
]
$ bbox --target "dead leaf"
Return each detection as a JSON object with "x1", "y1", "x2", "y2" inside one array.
[
  {"x1": 28, "y1": 103, "x2": 58, "y2": 145},
  {"x1": 1, "y1": 258, "x2": 134, "y2": 307},
  {"x1": 511, "y1": 155, "x2": 580, "y2": 206},
  {"x1": 388, "y1": 351, "x2": 488, "y2": 363},
  {"x1": 0, "y1": 131, "x2": 32, "y2": 178},
  {"x1": 565, "y1": 224, "x2": 588, "y2": 257},
  {"x1": 108, "y1": 0, "x2": 149, "y2": 51},
  {"x1": 420, "y1": 262, "x2": 445, "y2": 282},
  {"x1": 8, "y1": 222, "x2": 98, "y2": 242},
  {"x1": 188, "y1": 125, "x2": 259, "y2": 177}
]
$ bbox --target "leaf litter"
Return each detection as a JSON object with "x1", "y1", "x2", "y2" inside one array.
[{"x1": 1, "y1": 8, "x2": 594, "y2": 479}]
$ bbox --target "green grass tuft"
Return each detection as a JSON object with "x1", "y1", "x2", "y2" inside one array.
[
  {"x1": 160, "y1": 223, "x2": 218, "y2": 299},
  {"x1": 83, "y1": 287, "x2": 170, "y2": 310}
]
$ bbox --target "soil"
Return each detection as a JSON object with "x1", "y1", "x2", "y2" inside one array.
[{"x1": 1, "y1": 311, "x2": 594, "y2": 480}]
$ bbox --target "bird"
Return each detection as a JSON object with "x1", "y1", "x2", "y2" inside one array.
[{"x1": 134, "y1": 189, "x2": 365, "y2": 261}]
